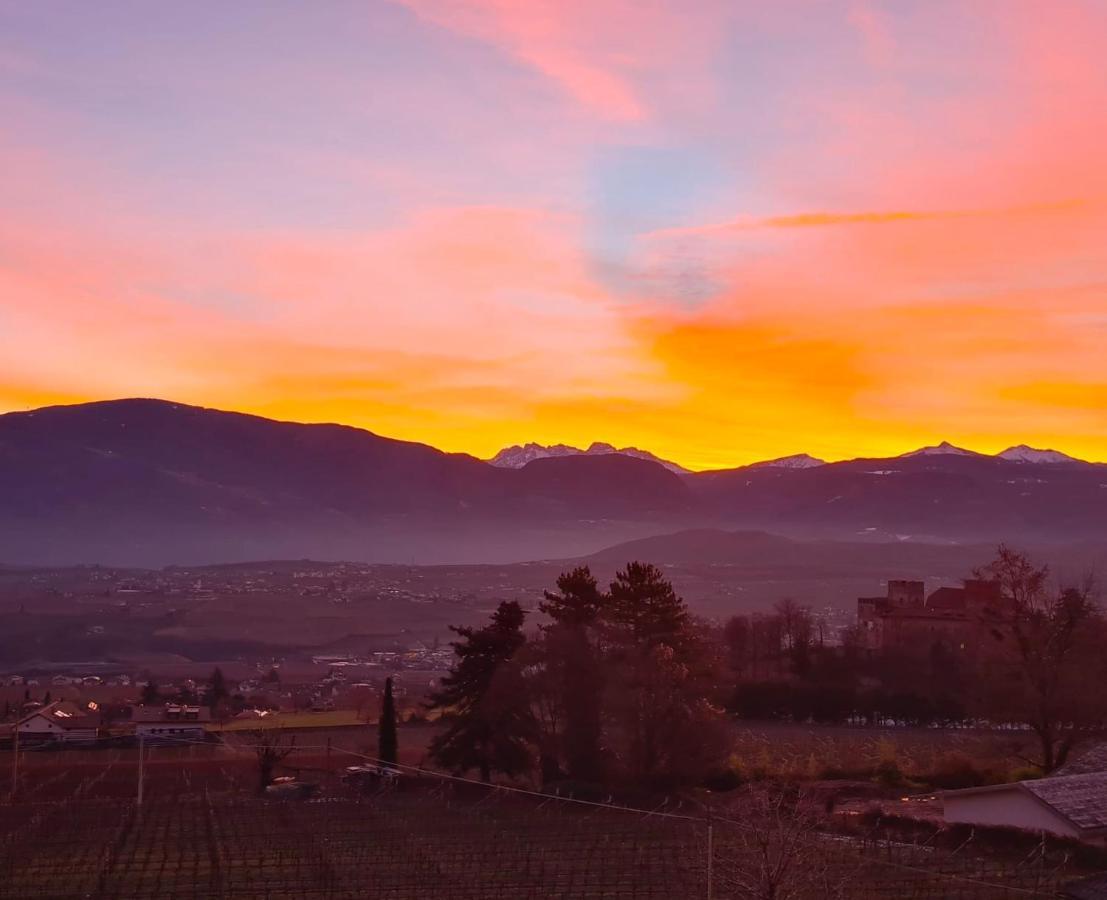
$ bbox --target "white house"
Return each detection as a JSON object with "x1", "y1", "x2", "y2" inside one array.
[
  {"x1": 131, "y1": 704, "x2": 211, "y2": 742},
  {"x1": 944, "y1": 772, "x2": 1107, "y2": 846},
  {"x1": 16, "y1": 701, "x2": 100, "y2": 744}
]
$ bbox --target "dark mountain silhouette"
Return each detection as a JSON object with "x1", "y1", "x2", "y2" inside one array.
[
  {"x1": 687, "y1": 452, "x2": 1107, "y2": 543},
  {"x1": 0, "y1": 399, "x2": 693, "y2": 565},
  {"x1": 1, "y1": 398, "x2": 1105, "y2": 565}
]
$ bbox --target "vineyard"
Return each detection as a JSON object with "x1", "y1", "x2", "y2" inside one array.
[{"x1": 0, "y1": 747, "x2": 1102, "y2": 899}]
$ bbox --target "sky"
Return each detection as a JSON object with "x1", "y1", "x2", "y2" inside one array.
[{"x1": 2, "y1": 1, "x2": 1106, "y2": 469}]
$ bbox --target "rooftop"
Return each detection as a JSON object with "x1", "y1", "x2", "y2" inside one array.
[{"x1": 1024, "y1": 772, "x2": 1107, "y2": 832}]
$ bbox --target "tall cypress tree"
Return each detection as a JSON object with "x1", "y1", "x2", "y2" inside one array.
[
  {"x1": 206, "y1": 667, "x2": 228, "y2": 710},
  {"x1": 379, "y1": 677, "x2": 398, "y2": 766},
  {"x1": 141, "y1": 680, "x2": 160, "y2": 705}
]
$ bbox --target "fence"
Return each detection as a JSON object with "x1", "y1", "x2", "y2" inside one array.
[{"x1": 0, "y1": 739, "x2": 1099, "y2": 898}]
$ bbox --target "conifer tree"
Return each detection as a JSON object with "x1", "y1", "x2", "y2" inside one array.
[
  {"x1": 206, "y1": 667, "x2": 228, "y2": 709},
  {"x1": 539, "y1": 566, "x2": 607, "y2": 782},
  {"x1": 427, "y1": 601, "x2": 533, "y2": 781},
  {"x1": 141, "y1": 680, "x2": 160, "y2": 705},
  {"x1": 379, "y1": 677, "x2": 398, "y2": 766},
  {"x1": 607, "y1": 561, "x2": 690, "y2": 650}
]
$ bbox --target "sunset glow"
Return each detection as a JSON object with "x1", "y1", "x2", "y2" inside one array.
[{"x1": 2, "y1": 1, "x2": 1106, "y2": 468}]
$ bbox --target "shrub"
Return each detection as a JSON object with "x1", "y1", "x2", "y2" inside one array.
[
  {"x1": 874, "y1": 757, "x2": 906, "y2": 788},
  {"x1": 927, "y1": 751, "x2": 990, "y2": 789}
]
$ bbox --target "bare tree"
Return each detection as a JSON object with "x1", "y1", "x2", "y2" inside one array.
[
  {"x1": 976, "y1": 546, "x2": 1107, "y2": 771},
  {"x1": 252, "y1": 728, "x2": 296, "y2": 793},
  {"x1": 714, "y1": 784, "x2": 853, "y2": 900}
]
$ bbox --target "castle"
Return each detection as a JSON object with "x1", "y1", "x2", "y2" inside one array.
[{"x1": 857, "y1": 578, "x2": 1007, "y2": 655}]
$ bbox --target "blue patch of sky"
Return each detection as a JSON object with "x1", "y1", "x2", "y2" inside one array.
[{"x1": 584, "y1": 143, "x2": 735, "y2": 305}]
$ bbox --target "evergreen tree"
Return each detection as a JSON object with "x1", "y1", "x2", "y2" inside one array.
[
  {"x1": 539, "y1": 567, "x2": 607, "y2": 782},
  {"x1": 604, "y1": 563, "x2": 717, "y2": 782},
  {"x1": 206, "y1": 667, "x2": 228, "y2": 709},
  {"x1": 43, "y1": 690, "x2": 52, "y2": 705},
  {"x1": 379, "y1": 677, "x2": 398, "y2": 766},
  {"x1": 540, "y1": 566, "x2": 606, "y2": 628},
  {"x1": 141, "y1": 680, "x2": 160, "y2": 705},
  {"x1": 427, "y1": 601, "x2": 534, "y2": 782},
  {"x1": 607, "y1": 561, "x2": 691, "y2": 650},
  {"x1": 2, "y1": 700, "x2": 10, "y2": 720}
]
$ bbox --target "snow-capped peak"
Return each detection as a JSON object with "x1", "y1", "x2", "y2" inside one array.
[
  {"x1": 747, "y1": 453, "x2": 826, "y2": 470},
  {"x1": 997, "y1": 444, "x2": 1081, "y2": 465},
  {"x1": 488, "y1": 442, "x2": 688, "y2": 474},
  {"x1": 901, "y1": 441, "x2": 979, "y2": 458}
]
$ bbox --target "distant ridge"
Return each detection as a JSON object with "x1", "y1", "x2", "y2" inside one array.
[
  {"x1": 2, "y1": 398, "x2": 1106, "y2": 566},
  {"x1": 899, "y1": 441, "x2": 982, "y2": 458},
  {"x1": 997, "y1": 445, "x2": 1082, "y2": 465},
  {"x1": 488, "y1": 441, "x2": 689, "y2": 474},
  {"x1": 746, "y1": 453, "x2": 825, "y2": 469}
]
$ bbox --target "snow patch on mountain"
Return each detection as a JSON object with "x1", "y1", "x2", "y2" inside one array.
[
  {"x1": 997, "y1": 445, "x2": 1082, "y2": 465},
  {"x1": 488, "y1": 442, "x2": 689, "y2": 474},
  {"x1": 901, "y1": 441, "x2": 981, "y2": 458},
  {"x1": 747, "y1": 453, "x2": 826, "y2": 470}
]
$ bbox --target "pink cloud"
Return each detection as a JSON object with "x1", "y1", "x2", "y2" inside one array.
[{"x1": 391, "y1": 0, "x2": 727, "y2": 122}]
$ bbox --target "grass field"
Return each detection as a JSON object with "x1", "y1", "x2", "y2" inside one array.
[
  {"x1": 215, "y1": 709, "x2": 369, "y2": 731},
  {"x1": 726, "y1": 722, "x2": 1029, "y2": 785}
]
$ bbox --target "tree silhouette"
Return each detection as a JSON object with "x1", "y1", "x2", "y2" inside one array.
[
  {"x1": 538, "y1": 566, "x2": 607, "y2": 782},
  {"x1": 379, "y1": 677, "x2": 398, "y2": 766},
  {"x1": 140, "y1": 680, "x2": 160, "y2": 705},
  {"x1": 253, "y1": 728, "x2": 296, "y2": 793},
  {"x1": 427, "y1": 601, "x2": 533, "y2": 782},
  {"x1": 608, "y1": 561, "x2": 691, "y2": 649},
  {"x1": 976, "y1": 546, "x2": 1106, "y2": 771},
  {"x1": 205, "y1": 667, "x2": 228, "y2": 710}
]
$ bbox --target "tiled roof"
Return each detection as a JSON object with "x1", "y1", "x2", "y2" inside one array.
[
  {"x1": 1056, "y1": 742, "x2": 1107, "y2": 777},
  {"x1": 1024, "y1": 772, "x2": 1107, "y2": 832},
  {"x1": 20, "y1": 701, "x2": 99, "y2": 730}
]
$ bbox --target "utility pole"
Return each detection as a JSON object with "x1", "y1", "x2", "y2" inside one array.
[
  {"x1": 705, "y1": 813, "x2": 714, "y2": 900},
  {"x1": 9, "y1": 724, "x2": 19, "y2": 802}
]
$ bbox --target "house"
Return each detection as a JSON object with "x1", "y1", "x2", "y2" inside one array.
[
  {"x1": 16, "y1": 701, "x2": 100, "y2": 744},
  {"x1": 131, "y1": 704, "x2": 211, "y2": 742},
  {"x1": 943, "y1": 772, "x2": 1107, "y2": 846}
]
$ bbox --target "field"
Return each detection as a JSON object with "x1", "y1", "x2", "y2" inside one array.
[
  {"x1": 0, "y1": 720, "x2": 1102, "y2": 899},
  {"x1": 0, "y1": 782, "x2": 1097, "y2": 899},
  {"x1": 726, "y1": 722, "x2": 1028, "y2": 783}
]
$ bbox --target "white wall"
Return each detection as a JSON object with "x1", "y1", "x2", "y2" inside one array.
[
  {"x1": 944, "y1": 788, "x2": 1078, "y2": 839},
  {"x1": 135, "y1": 724, "x2": 206, "y2": 740},
  {"x1": 17, "y1": 716, "x2": 96, "y2": 742}
]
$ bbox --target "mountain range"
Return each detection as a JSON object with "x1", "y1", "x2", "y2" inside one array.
[
  {"x1": 1, "y1": 398, "x2": 1104, "y2": 566},
  {"x1": 488, "y1": 441, "x2": 689, "y2": 474}
]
